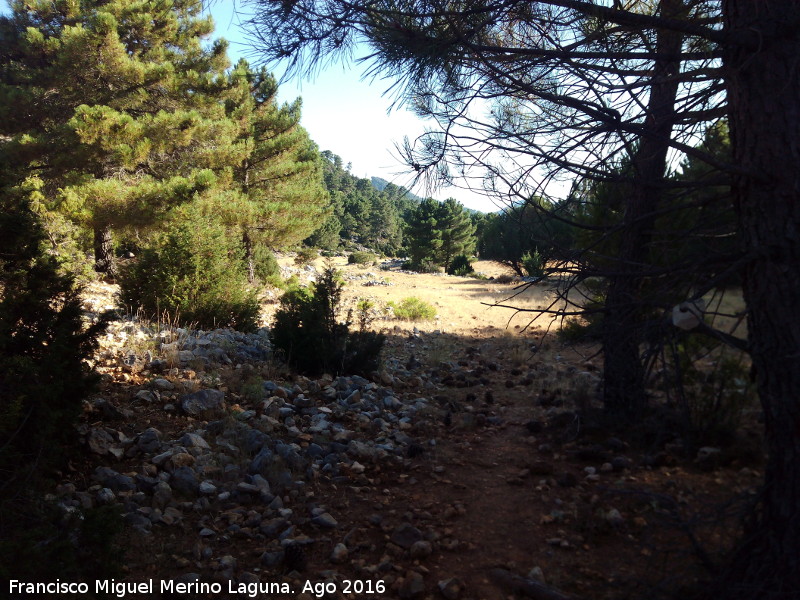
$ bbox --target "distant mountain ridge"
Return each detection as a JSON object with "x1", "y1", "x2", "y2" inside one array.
[
  {"x1": 370, "y1": 177, "x2": 425, "y2": 204},
  {"x1": 371, "y1": 176, "x2": 488, "y2": 214}
]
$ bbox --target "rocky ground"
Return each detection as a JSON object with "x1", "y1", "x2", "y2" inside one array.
[{"x1": 51, "y1": 262, "x2": 764, "y2": 600}]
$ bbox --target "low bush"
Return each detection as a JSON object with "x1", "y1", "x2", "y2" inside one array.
[
  {"x1": 294, "y1": 246, "x2": 318, "y2": 266},
  {"x1": 355, "y1": 298, "x2": 376, "y2": 331},
  {"x1": 282, "y1": 274, "x2": 300, "y2": 291},
  {"x1": 521, "y1": 248, "x2": 546, "y2": 278},
  {"x1": 389, "y1": 297, "x2": 437, "y2": 321},
  {"x1": 271, "y1": 267, "x2": 385, "y2": 375},
  {"x1": 118, "y1": 217, "x2": 259, "y2": 332},
  {"x1": 663, "y1": 334, "x2": 755, "y2": 448},
  {"x1": 402, "y1": 260, "x2": 440, "y2": 273},
  {"x1": 447, "y1": 254, "x2": 474, "y2": 276},
  {"x1": 493, "y1": 273, "x2": 517, "y2": 284},
  {"x1": 253, "y1": 245, "x2": 282, "y2": 288},
  {"x1": 348, "y1": 251, "x2": 376, "y2": 265},
  {"x1": 1, "y1": 204, "x2": 108, "y2": 478},
  {"x1": 0, "y1": 202, "x2": 121, "y2": 581}
]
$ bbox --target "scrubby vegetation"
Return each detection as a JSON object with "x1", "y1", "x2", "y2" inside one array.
[
  {"x1": 348, "y1": 251, "x2": 377, "y2": 265},
  {"x1": 271, "y1": 267, "x2": 385, "y2": 374},
  {"x1": 447, "y1": 254, "x2": 475, "y2": 276},
  {"x1": 521, "y1": 248, "x2": 546, "y2": 278},
  {"x1": 3, "y1": 0, "x2": 797, "y2": 595},
  {"x1": 118, "y1": 214, "x2": 260, "y2": 332},
  {"x1": 0, "y1": 202, "x2": 121, "y2": 581},
  {"x1": 252, "y1": 245, "x2": 283, "y2": 288},
  {"x1": 389, "y1": 296, "x2": 437, "y2": 321},
  {"x1": 294, "y1": 247, "x2": 319, "y2": 266}
]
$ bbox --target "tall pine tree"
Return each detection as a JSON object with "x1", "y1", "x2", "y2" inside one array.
[
  {"x1": 436, "y1": 198, "x2": 475, "y2": 272},
  {"x1": 222, "y1": 60, "x2": 329, "y2": 280},
  {"x1": 0, "y1": 0, "x2": 241, "y2": 276},
  {"x1": 405, "y1": 198, "x2": 475, "y2": 270},
  {"x1": 405, "y1": 198, "x2": 444, "y2": 269}
]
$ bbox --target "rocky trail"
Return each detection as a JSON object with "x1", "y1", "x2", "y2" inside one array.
[{"x1": 52, "y1": 272, "x2": 764, "y2": 600}]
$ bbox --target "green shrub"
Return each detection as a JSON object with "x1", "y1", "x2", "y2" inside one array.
[
  {"x1": 253, "y1": 245, "x2": 282, "y2": 288},
  {"x1": 282, "y1": 274, "x2": 301, "y2": 291},
  {"x1": 402, "y1": 260, "x2": 440, "y2": 273},
  {"x1": 40, "y1": 213, "x2": 97, "y2": 284},
  {"x1": 294, "y1": 246, "x2": 318, "y2": 266},
  {"x1": 0, "y1": 203, "x2": 120, "y2": 582},
  {"x1": 1, "y1": 203, "x2": 108, "y2": 477},
  {"x1": 355, "y1": 298, "x2": 376, "y2": 331},
  {"x1": 521, "y1": 248, "x2": 546, "y2": 278},
  {"x1": 271, "y1": 267, "x2": 385, "y2": 374},
  {"x1": 664, "y1": 334, "x2": 755, "y2": 448},
  {"x1": 389, "y1": 297, "x2": 437, "y2": 321},
  {"x1": 447, "y1": 254, "x2": 474, "y2": 276},
  {"x1": 348, "y1": 251, "x2": 376, "y2": 265},
  {"x1": 118, "y1": 217, "x2": 259, "y2": 332}
]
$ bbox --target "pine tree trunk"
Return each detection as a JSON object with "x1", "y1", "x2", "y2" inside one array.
[
  {"x1": 243, "y1": 230, "x2": 255, "y2": 284},
  {"x1": 93, "y1": 225, "x2": 116, "y2": 279},
  {"x1": 602, "y1": 0, "x2": 684, "y2": 418},
  {"x1": 721, "y1": 1, "x2": 800, "y2": 596}
]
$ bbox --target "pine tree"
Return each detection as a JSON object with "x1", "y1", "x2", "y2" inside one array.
[
  {"x1": 0, "y1": 0, "x2": 241, "y2": 276},
  {"x1": 405, "y1": 198, "x2": 444, "y2": 269},
  {"x1": 368, "y1": 191, "x2": 403, "y2": 255},
  {"x1": 223, "y1": 60, "x2": 329, "y2": 279},
  {"x1": 435, "y1": 199, "x2": 476, "y2": 272},
  {"x1": 404, "y1": 198, "x2": 476, "y2": 270},
  {"x1": 308, "y1": 151, "x2": 407, "y2": 254}
]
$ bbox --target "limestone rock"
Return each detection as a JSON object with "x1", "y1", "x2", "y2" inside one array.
[
  {"x1": 398, "y1": 571, "x2": 425, "y2": 599},
  {"x1": 330, "y1": 543, "x2": 348, "y2": 563},
  {"x1": 311, "y1": 512, "x2": 338, "y2": 529},
  {"x1": 170, "y1": 466, "x2": 200, "y2": 497},
  {"x1": 181, "y1": 389, "x2": 225, "y2": 418},
  {"x1": 87, "y1": 428, "x2": 116, "y2": 455},
  {"x1": 438, "y1": 577, "x2": 464, "y2": 600},
  {"x1": 391, "y1": 523, "x2": 424, "y2": 549}
]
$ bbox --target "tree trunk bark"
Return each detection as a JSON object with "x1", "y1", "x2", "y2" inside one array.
[
  {"x1": 720, "y1": 1, "x2": 800, "y2": 596},
  {"x1": 93, "y1": 225, "x2": 116, "y2": 279},
  {"x1": 243, "y1": 229, "x2": 256, "y2": 284},
  {"x1": 602, "y1": 0, "x2": 685, "y2": 418}
]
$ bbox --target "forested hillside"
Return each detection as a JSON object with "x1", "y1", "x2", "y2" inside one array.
[{"x1": 306, "y1": 151, "x2": 421, "y2": 255}]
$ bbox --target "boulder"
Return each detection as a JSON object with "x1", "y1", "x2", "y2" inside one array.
[{"x1": 181, "y1": 389, "x2": 225, "y2": 418}]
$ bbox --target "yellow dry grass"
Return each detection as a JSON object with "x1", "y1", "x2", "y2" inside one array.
[{"x1": 270, "y1": 255, "x2": 563, "y2": 340}]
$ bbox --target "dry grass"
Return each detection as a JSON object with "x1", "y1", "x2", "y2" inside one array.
[
  {"x1": 269, "y1": 255, "x2": 559, "y2": 342},
  {"x1": 702, "y1": 287, "x2": 747, "y2": 338}
]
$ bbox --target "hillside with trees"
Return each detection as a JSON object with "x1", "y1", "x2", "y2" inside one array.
[{"x1": 306, "y1": 151, "x2": 423, "y2": 255}]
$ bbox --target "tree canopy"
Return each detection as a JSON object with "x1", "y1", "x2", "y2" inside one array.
[
  {"x1": 0, "y1": 0, "x2": 330, "y2": 282},
  {"x1": 242, "y1": 0, "x2": 800, "y2": 595},
  {"x1": 0, "y1": 0, "x2": 240, "y2": 272},
  {"x1": 307, "y1": 150, "x2": 417, "y2": 255}
]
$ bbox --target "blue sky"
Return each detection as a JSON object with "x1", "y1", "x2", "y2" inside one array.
[{"x1": 207, "y1": 3, "x2": 500, "y2": 211}]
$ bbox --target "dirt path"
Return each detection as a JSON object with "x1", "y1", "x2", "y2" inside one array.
[{"x1": 77, "y1": 260, "x2": 760, "y2": 600}]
